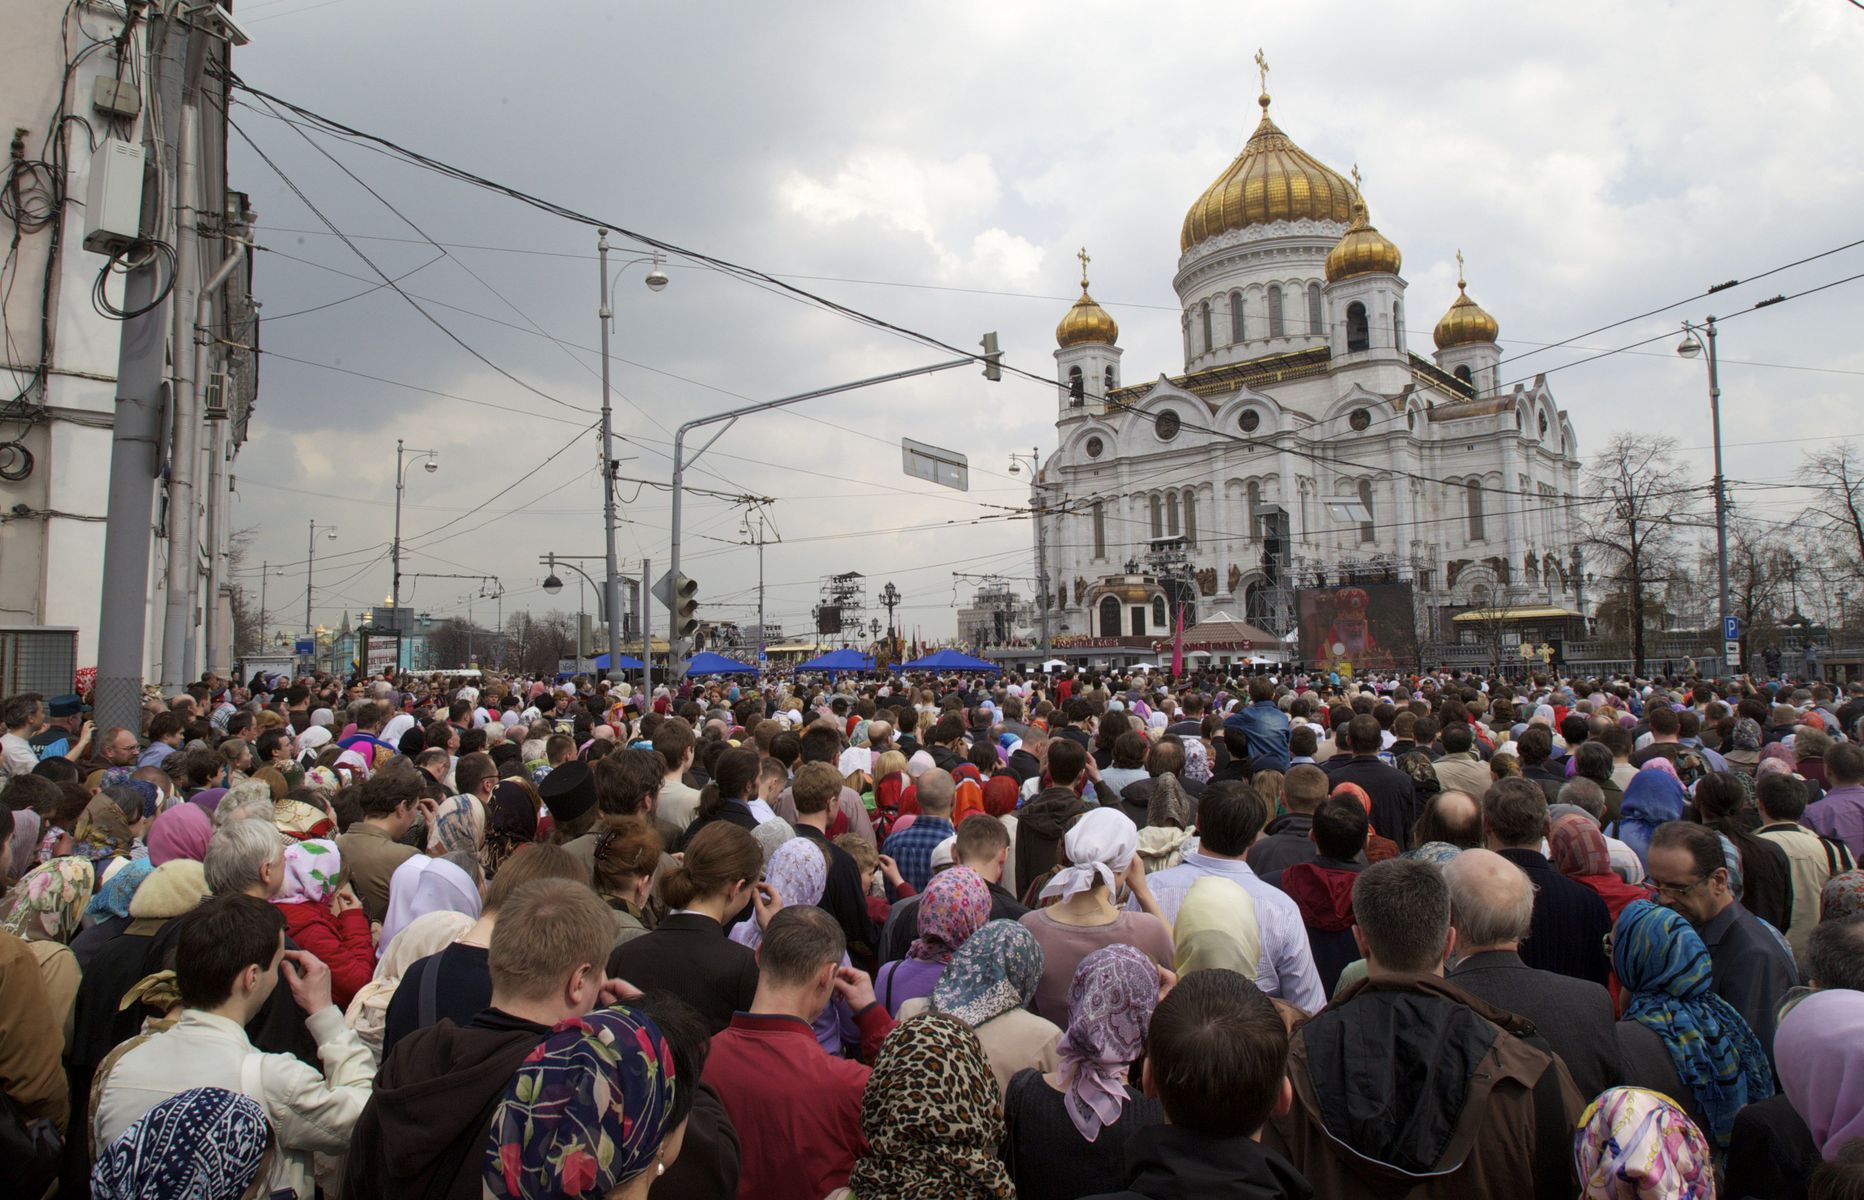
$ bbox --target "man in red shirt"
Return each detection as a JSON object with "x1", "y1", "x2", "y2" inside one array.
[{"x1": 706, "y1": 906, "x2": 893, "y2": 1200}]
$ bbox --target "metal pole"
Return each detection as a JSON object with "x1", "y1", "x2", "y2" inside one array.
[
  {"x1": 159, "y1": 94, "x2": 204, "y2": 689},
  {"x1": 756, "y1": 510, "x2": 766, "y2": 674},
  {"x1": 194, "y1": 240, "x2": 245, "y2": 678},
  {"x1": 640, "y1": 558, "x2": 651, "y2": 690},
  {"x1": 597, "y1": 230, "x2": 624, "y2": 682},
  {"x1": 1030, "y1": 446, "x2": 1052, "y2": 662},
  {"x1": 1706, "y1": 317, "x2": 1732, "y2": 669},
  {"x1": 667, "y1": 353, "x2": 978, "y2": 677},
  {"x1": 305, "y1": 521, "x2": 316, "y2": 645},
  {"x1": 258, "y1": 561, "x2": 268, "y2": 652},
  {"x1": 392, "y1": 438, "x2": 404, "y2": 612}
]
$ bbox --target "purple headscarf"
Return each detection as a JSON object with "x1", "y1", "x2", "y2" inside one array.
[
  {"x1": 146, "y1": 803, "x2": 214, "y2": 866},
  {"x1": 730, "y1": 839, "x2": 826, "y2": 950},
  {"x1": 187, "y1": 788, "x2": 228, "y2": 823},
  {"x1": 1776, "y1": 987, "x2": 1864, "y2": 1160},
  {"x1": 1057, "y1": 943, "x2": 1159, "y2": 1142},
  {"x1": 7, "y1": 808, "x2": 41, "y2": 883}
]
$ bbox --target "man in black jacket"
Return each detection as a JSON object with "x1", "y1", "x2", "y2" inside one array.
[
  {"x1": 1445, "y1": 849, "x2": 1622, "y2": 1100},
  {"x1": 1324, "y1": 715, "x2": 1419, "y2": 850},
  {"x1": 1247, "y1": 764, "x2": 1327, "y2": 876},
  {"x1": 1484, "y1": 779, "x2": 1611, "y2": 986},
  {"x1": 791, "y1": 762, "x2": 881, "y2": 970},
  {"x1": 1083, "y1": 970, "x2": 1311, "y2": 1200}
]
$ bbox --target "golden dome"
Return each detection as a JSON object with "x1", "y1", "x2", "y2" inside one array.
[
  {"x1": 1056, "y1": 248, "x2": 1119, "y2": 348},
  {"x1": 1433, "y1": 253, "x2": 1500, "y2": 349},
  {"x1": 1180, "y1": 94, "x2": 1358, "y2": 253},
  {"x1": 1324, "y1": 195, "x2": 1402, "y2": 282}
]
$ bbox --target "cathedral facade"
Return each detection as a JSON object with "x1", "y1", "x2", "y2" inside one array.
[{"x1": 1038, "y1": 75, "x2": 1585, "y2": 651}]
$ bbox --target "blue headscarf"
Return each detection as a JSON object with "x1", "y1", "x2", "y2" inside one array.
[
  {"x1": 1616, "y1": 769, "x2": 1688, "y2": 866},
  {"x1": 91, "y1": 1086, "x2": 270, "y2": 1199},
  {"x1": 1612, "y1": 899, "x2": 1773, "y2": 1148},
  {"x1": 85, "y1": 856, "x2": 154, "y2": 922}
]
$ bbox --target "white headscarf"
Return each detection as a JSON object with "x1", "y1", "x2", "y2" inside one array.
[
  {"x1": 1040, "y1": 808, "x2": 1139, "y2": 903},
  {"x1": 381, "y1": 712, "x2": 418, "y2": 747}
]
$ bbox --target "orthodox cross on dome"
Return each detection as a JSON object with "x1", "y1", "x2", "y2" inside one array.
[
  {"x1": 1077, "y1": 246, "x2": 1091, "y2": 290},
  {"x1": 1456, "y1": 248, "x2": 1467, "y2": 289},
  {"x1": 1254, "y1": 48, "x2": 1269, "y2": 96},
  {"x1": 1350, "y1": 163, "x2": 1362, "y2": 191}
]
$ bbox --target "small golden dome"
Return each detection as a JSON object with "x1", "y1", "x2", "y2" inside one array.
[
  {"x1": 1056, "y1": 248, "x2": 1119, "y2": 348},
  {"x1": 1180, "y1": 93, "x2": 1358, "y2": 253},
  {"x1": 1433, "y1": 254, "x2": 1500, "y2": 349},
  {"x1": 1324, "y1": 196, "x2": 1402, "y2": 282}
]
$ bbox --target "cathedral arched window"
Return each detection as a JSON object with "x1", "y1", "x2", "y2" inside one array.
[
  {"x1": 1092, "y1": 501, "x2": 1106, "y2": 559},
  {"x1": 1453, "y1": 364, "x2": 1473, "y2": 385},
  {"x1": 1152, "y1": 596, "x2": 1168, "y2": 628},
  {"x1": 1346, "y1": 302, "x2": 1369, "y2": 353},
  {"x1": 1393, "y1": 301, "x2": 1405, "y2": 353},
  {"x1": 1230, "y1": 290, "x2": 1245, "y2": 342},
  {"x1": 1068, "y1": 366, "x2": 1084, "y2": 405},
  {"x1": 1181, "y1": 314, "x2": 1191, "y2": 362},
  {"x1": 1166, "y1": 492, "x2": 1180, "y2": 536},
  {"x1": 1467, "y1": 480, "x2": 1486, "y2": 541},
  {"x1": 1150, "y1": 495, "x2": 1163, "y2": 539},
  {"x1": 1247, "y1": 481, "x2": 1262, "y2": 526},
  {"x1": 1307, "y1": 282, "x2": 1323, "y2": 334},
  {"x1": 1268, "y1": 285, "x2": 1285, "y2": 338},
  {"x1": 1199, "y1": 301, "x2": 1212, "y2": 352},
  {"x1": 1099, "y1": 595, "x2": 1121, "y2": 637},
  {"x1": 1104, "y1": 365, "x2": 1115, "y2": 393},
  {"x1": 1358, "y1": 478, "x2": 1376, "y2": 543},
  {"x1": 1184, "y1": 490, "x2": 1198, "y2": 547}
]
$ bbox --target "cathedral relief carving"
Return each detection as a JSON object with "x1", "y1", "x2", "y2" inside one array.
[
  {"x1": 1228, "y1": 563, "x2": 1243, "y2": 593},
  {"x1": 1177, "y1": 219, "x2": 1353, "y2": 267},
  {"x1": 1073, "y1": 576, "x2": 1088, "y2": 606},
  {"x1": 1196, "y1": 568, "x2": 1218, "y2": 597}
]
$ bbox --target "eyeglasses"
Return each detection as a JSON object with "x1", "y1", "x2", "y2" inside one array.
[{"x1": 1645, "y1": 875, "x2": 1706, "y2": 899}]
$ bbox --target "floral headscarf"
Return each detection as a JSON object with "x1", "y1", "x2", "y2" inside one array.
[
  {"x1": 1573, "y1": 1086, "x2": 1715, "y2": 1200},
  {"x1": 276, "y1": 839, "x2": 341, "y2": 905},
  {"x1": 90, "y1": 1086, "x2": 271, "y2": 1200},
  {"x1": 1612, "y1": 899, "x2": 1773, "y2": 1147},
  {"x1": 1404, "y1": 841, "x2": 1464, "y2": 867},
  {"x1": 1180, "y1": 737, "x2": 1212, "y2": 784},
  {"x1": 1551, "y1": 813, "x2": 1614, "y2": 879},
  {"x1": 3, "y1": 855, "x2": 94, "y2": 942},
  {"x1": 1822, "y1": 869, "x2": 1864, "y2": 920},
  {"x1": 85, "y1": 857, "x2": 154, "y2": 922},
  {"x1": 752, "y1": 816, "x2": 797, "y2": 863},
  {"x1": 731, "y1": 839, "x2": 826, "y2": 950},
  {"x1": 1731, "y1": 718, "x2": 1764, "y2": 751},
  {"x1": 932, "y1": 919, "x2": 1044, "y2": 1028},
  {"x1": 426, "y1": 794, "x2": 486, "y2": 856},
  {"x1": 72, "y1": 793, "x2": 136, "y2": 862},
  {"x1": 484, "y1": 1008, "x2": 679, "y2": 1199},
  {"x1": 847, "y1": 1013, "x2": 1013, "y2": 1200},
  {"x1": 1057, "y1": 943, "x2": 1159, "y2": 1141},
  {"x1": 1145, "y1": 774, "x2": 1194, "y2": 830},
  {"x1": 909, "y1": 866, "x2": 991, "y2": 963}
]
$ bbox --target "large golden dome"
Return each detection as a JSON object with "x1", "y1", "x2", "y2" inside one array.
[
  {"x1": 1056, "y1": 250, "x2": 1119, "y2": 348},
  {"x1": 1180, "y1": 94, "x2": 1359, "y2": 253},
  {"x1": 1434, "y1": 254, "x2": 1500, "y2": 349},
  {"x1": 1324, "y1": 196, "x2": 1402, "y2": 282}
]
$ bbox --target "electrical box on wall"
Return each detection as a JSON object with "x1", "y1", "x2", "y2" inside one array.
[
  {"x1": 83, "y1": 138, "x2": 145, "y2": 255},
  {"x1": 90, "y1": 76, "x2": 140, "y2": 119}
]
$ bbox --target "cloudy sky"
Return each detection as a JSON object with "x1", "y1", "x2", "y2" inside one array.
[{"x1": 222, "y1": 0, "x2": 1864, "y2": 644}]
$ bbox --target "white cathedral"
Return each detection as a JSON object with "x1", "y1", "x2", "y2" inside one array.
[{"x1": 1038, "y1": 70, "x2": 1585, "y2": 650}]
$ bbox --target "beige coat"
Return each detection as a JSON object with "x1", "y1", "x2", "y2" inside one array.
[{"x1": 899, "y1": 996, "x2": 1062, "y2": 1099}]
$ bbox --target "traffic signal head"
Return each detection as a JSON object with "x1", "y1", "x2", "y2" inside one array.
[
  {"x1": 675, "y1": 573, "x2": 699, "y2": 638},
  {"x1": 980, "y1": 331, "x2": 1002, "y2": 382}
]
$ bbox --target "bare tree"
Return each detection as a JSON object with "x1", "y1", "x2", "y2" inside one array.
[
  {"x1": 227, "y1": 526, "x2": 263, "y2": 656},
  {"x1": 1802, "y1": 442, "x2": 1864, "y2": 582},
  {"x1": 1582, "y1": 433, "x2": 1698, "y2": 677},
  {"x1": 1724, "y1": 518, "x2": 1796, "y2": 664}
]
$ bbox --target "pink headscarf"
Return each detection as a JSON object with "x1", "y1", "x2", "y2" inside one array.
[
  {"x1": 1640, "y1": 757, "x2": 1680, "y2": 781},
  {"x1": 147, "y1": 803, "x2": 214, "y2": 866},
  {"x1": 276, "y1": 838, "x2": 342, "y2": 905}
]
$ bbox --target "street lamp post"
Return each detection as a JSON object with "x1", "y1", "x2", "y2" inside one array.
[
  {"x1": 1677, "y1": 317, "x2": 1731, "y2": 670},
  {"x1": 881, "y1": 581, "x2": 900, "y2": 652},
  {"x1": 1008, "y1": 448, "x2": 1052, "y2": 662},
  {"x1": 542, "y1": 552, "x2": 613, "y2": 665},
  {"x1": 392, "y1": 439, "x2": 440, "y2": 626},
  {"x1": 305, "y1": 521, "x2": 338, "y2": 648},
  {"x1": 257, "y1": 562, "x2": 282, "y2": 653},
  {"x1": 597, "y1": 230, "x2": 669, "y2": 686}
]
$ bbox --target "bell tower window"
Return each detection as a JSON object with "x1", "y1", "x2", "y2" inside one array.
[
  {"x1": 1307, "y1": 282, "x2": 1323, "y2": 334},
  {"x1": 1467, "y1": 480, "x2": 1485, "y2": 540},
  {"x1": 1268, "y1": 285, "x2": 1285, "y2": 338},
  {"x1": 1454, "y1": 364, "x2": 1473, "y2": 384},
  {"x1": 1199, "y1": 301, "x2": 1212, "y2": 353},
  {"x1": 1150, "y1": 495, "x2": 1163, "y2": 539},
  {"x1": 1068, "y1": 366, "x2": 1084, "y2": 405},
  {"x1": 1092, "y1": 501, "x2": 1106, "y2": 559},
  {"x1": 1184, "y1": 490, "x2": 1198, "y2": 547},
  {"x1": 1103, "y1": 365, "x2": 1115, "y2": 393},
  {"x1": 1346, "y1": 302, "x2": 1369, "y2": 353},
  {"x1": 1166, "y1": 492, "x2": 1180, "y2": 536},
  {"x1": 1230, "y1": 290, "x2": 1245, "y2": 342},
  {"x1": 1358, "y1": 478, "x2": 1376, "y2": 543}
]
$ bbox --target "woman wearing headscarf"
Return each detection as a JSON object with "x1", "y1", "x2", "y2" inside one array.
[
  {"x1": 377, "y1": 852, "x2": 483, "y2": 952},
  {"x1": 1725, "y1": 717, "x2": 1765, "y2": 777},
  {"x1": 145, "y1": 801, "x2": 213, "y2": 867},
  {"x1": 74, "y1": 857, "x2": 154, "y2": 969},
  {"x1": 1330, "y1": 782, "x2": 1397, "y2": 864},
  {"x1": 7, "y1": 805, "x2": 40, "y2": 885},
  {"x1": 1615, "y1": 767, "x2": 1689, "y2": 866},
  {"x1": 426, "y1": 792, "x2": 486, "y2": 857},
  {"x1": 1003, "y1": 944, "x2": 1164, "y2": 1200},
  {"x1": 842, "y1": 1013, "x2": 1015, "y2": 1200},
  {"x1": 1550, "y1": 813, "x2": 1647, "y2": 921},
  {"x1": 900, "y1": 919, "x2": 1061, "y2": 1098},
  {"x1": 1572, "y1": 1086, "x2": 1716, "y2": 1200},
  {"x1": 343, "y1": 909, "x2": 473, "y2": 1064},
  {"x1": 2, "y1": 855, "x2": 94, "y2": 1050},
  {"x1": 1020, "y1": 808, "x2": 1174, "y2": 1024},
  {"x1": 72, "y1": 785, "x2": 152, "y2": 864},
  {"x1": 90, "y1": 1086, "x2": 273, "y2": 1200},
  {"x1": 1775, "y1": 988, "x2": 1864, "y2": 1168},
  {"x1": 1611, "y1": 898, "x2": 1774, "y2": 1149},
  {"x1": 875, "y1": 865, "x2": 991, "y2": 1016},
  {"x1": 1823, "y1": 868, "x2": 1864, "y2": 920},
  {"x1": 271, "y1": 838, "x2": 375, "y2": 1008},
  {"x1": 481, "y1": 778, "x2": 539, "y2": 880},
  {"x1": 483, "y1": 1007, "x2": 685, "y2": 1200},
  {"x1": 1171, "y1": 876, "x2": 1261, "y2": 977}
]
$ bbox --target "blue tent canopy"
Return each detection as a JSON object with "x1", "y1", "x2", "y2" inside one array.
[
  {"x1": 899, "y1": 648, "x2": 1000, "y2": 672},
  {"x1": 795, "y1": 648, "x2": 874, "y2": 672},
  {"x1": 591, "y1": 652, "x2": 646, "y2": 670},
  {"x1": 684, "y1": 651, "x2": 758, "y2": 677}
]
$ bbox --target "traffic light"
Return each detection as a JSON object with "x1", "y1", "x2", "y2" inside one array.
[
  {"x1": 674, "y1": 573, "x2": 699, "y2": 641},
  {"x1": 980, "y1": 331, "x2": 1002, "y2": 382}
]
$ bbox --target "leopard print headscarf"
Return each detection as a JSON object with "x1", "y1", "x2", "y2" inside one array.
[{"x1": 847, "y1": 1012, "x2": 1014, "y2": 1200}]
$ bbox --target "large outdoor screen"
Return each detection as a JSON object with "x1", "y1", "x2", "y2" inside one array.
[{"x1": 1296, "y1": 583, "x2": 1417, "y2": 673}]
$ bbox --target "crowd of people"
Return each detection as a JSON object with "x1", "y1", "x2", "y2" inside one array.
[{"x1": 3, "y1": 663, "x2": 1864, "y2": 1198}]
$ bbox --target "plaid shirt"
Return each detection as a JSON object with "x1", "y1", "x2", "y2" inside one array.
[{"x1": 882, "y1": 817, "x2": 955, "y2": 893}]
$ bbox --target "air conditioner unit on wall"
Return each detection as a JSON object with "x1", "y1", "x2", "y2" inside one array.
[{"x1": 203, "y1": 371, "x2": 229, "y2": 420}]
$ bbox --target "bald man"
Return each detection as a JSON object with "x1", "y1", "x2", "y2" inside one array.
[{"x1": 1443, "y1": 849, "x2": 1621, "y2": 1101}]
